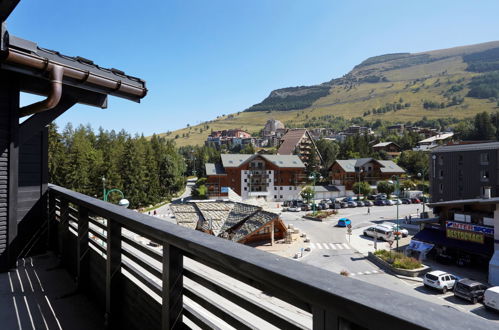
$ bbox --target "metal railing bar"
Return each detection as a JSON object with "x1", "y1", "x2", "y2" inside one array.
[
  {"x1": 89, "y1": 226, "x2": 106, "y2": 243},
  {"x1": 183, "y1": 268, "x2": 303, "y2": 330},
  {"x1": 121, "y1": 247, "x2": 162, "y2": 280},
  {"x1": 121, "y1": 235, "x2": 162, "y2": 262},
  {"x1": 88, "y1": 217, "x2": 107, "y2": 231},
  {"x1": 121, "y1": 260, "x2": 162, "y2": 297},
  {"x1": 183, "y1": 286, "x2": 251, "y2": 330}
]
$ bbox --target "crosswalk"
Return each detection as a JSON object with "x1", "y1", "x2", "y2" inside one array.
[
  {"x1": 309, "y1": 242, "x2": 351, "y2": 250},
  {"x1": 348, "y1": 269, "x2": 384, "y2": 276}
]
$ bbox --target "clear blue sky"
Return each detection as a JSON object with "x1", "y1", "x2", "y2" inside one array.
[{"x1": 8, "y1": 0, "x2": 499, "y2": 136}]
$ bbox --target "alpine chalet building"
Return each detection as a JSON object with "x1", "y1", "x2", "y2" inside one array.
[{"x1": 205, "y1": 154, "x2": 306, "y2": 201}]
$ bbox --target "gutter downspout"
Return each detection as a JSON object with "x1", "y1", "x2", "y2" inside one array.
[{"x1": 19, "y1": 64, "x2": 63, "y2": 117}]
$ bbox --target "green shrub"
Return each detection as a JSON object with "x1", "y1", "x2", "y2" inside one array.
[{"x1": 374, "y1": 250, "x2": 422, "y2": 269}]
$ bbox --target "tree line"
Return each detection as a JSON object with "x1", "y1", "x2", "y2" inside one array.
[{"x1": 49, "y1": 123, "x2": 186, "y2": 209}]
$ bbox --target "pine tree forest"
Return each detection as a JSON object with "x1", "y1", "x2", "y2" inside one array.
[{"x1": 48, "y1": 123, "x2": 186, "y2": 209}]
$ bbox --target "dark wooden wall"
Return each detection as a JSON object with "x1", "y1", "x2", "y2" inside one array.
[{"x1": 0, "y1": 72, "x2": 19, "y2": 271}]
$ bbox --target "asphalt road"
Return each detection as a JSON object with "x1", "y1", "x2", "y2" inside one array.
[{"x1": 280, "y1": 203, "x2": 499, "y2": 323}]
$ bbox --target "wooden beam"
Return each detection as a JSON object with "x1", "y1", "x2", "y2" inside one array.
[
  {"x1": 105, "y1": 220, "x2": 122, "y2": 327},
  {"x1": 77, "y1": 206, "x2": 89, "y2": 291},
  {"x1": 19, "y1": 97, "x2": 76, "y2": 145},
  {"x1": 162, "y1": 242, "x2": 183, "y2": 330}
]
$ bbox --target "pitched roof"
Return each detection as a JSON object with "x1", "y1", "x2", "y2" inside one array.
[
  {"x1": 205, "y1": 163, "x2": 226, "y2": 175},
  {"x1": 277, "y1": 129, "x2": 307, "y2": 155},
  {"x1": 373, "y1": 142, "x2": 398, "y2": 148},
  {"x1": 419, "y1": 132, "x2": 454, "y2": 144},
  {"x1": 220, "y1": 154, "x2": 305, "y2": 168},
  {"x1": 333, "y1": 158, "x2": 405, "y2": 173},
  {"x1": 3, "y1": 35, "x2": 147, "y2": 103},
  {"x1": 313, "y1": 185, "x2": 340, "y2": 192},
  {"x1": 432, "y1": 141, "x2": 499, "y2": 153},
  {"x1": 169, "y1": 201, "x2": 279, "y2": 243},
  {"x1": 377, "y1": 160, "x2": 405, "y2": 173}
]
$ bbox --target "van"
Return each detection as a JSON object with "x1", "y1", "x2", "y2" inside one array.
[
  {"x1": 363, "y1": 225, "x2": 394, "y2": 241},
  {"x1": 484, "y1": 286, "x2": 499, "y2": 311}
]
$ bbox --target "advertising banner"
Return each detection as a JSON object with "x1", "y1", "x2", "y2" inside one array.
[
  {"x1": 445, "y1": 221, "x2": 494, "y2": 236},
  {"x1": 446, "y1": 228, "x2": 484, "y2": 244}
]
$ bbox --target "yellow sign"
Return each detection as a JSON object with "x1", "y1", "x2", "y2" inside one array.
[{"x1": 446, "y1": 229, "x2": 484, "y2": 244}]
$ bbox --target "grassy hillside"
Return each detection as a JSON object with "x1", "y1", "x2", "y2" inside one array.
[{"x1": 161, "y1": 41, "x2": 499, "y2": 147}]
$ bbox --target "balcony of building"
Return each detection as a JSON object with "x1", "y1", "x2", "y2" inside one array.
[{"x1": 1, "y1": 184, "x2": 491, "y2": 329}]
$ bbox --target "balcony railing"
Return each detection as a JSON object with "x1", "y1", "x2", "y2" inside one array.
[{"x1": 46, "y1": 184, "x2": 488, "y2": 329}]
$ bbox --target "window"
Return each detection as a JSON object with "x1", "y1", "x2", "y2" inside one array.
[
  {"x1": 274, "y1": 187, "x2": 277, "y2": 191},
  {"x1": 438, "y1": 156, "x2": 443, "y2": 166},
  {"x1": 280, "y1": 195, "x2": 283, "y2": 199},
  {"x1": 274, "y1": 195, "x2": 277, "y2": 199},
  {"x1": 439, "y1": 170, "x2": 444, "y2": 179},
  {"x1": 269, "y1": 179, "x2": 272, "y2": 183},
  {"x1": 244, "y1": 179, "x2": 247, "y2": 183},
  {"x1": 480, "y1": 153, "x2": 490, "y2": 164},
  {"x1": 294, "y1": 187, "x2": 297, "y2": 190},
  {"x1": 268, "y1": 171, "x2": 271, "y2": 174},
  {"x1": 244, "y1": 187, "x2": 247, "y2": 191},
  {"x1": 458, "y1": 155, "x2": 463, "y2": 165},
  {"x1": 289, "y1": 187, "x2": 292, "y2": 190},
  {"x1": 280, "y1": 187, "x2": 283, "y2": 190},
  {"x1": 439, "y1": 183, "x2": 443, "y2": 194}
]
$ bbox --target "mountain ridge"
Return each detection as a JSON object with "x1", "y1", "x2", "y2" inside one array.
[{"x1": 160, "y1": 40, "x2": 499, "y2": 146}]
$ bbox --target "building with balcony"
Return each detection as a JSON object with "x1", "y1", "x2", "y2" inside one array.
[
  {"x1": 412, "y1": 132, "x2": 454, "y2": 151},
  {"x1": 430, "y1": 141, "x2": 499, "y2": 202},
  {"x1": 329, "y1": 158, "x2": 405, "y2": 191},
  {"x1": 205, "y1": 129, "x2": 252, "y2": 148},
  {"x1": 372, "y1": 141, "x2": 401, "y2": 157},
  {"x1": 277, "y1": 128, "x2": 322, "y2": 167},
  {"x1": 205, "y1": 154, "x2": 306, "y2": 201}
]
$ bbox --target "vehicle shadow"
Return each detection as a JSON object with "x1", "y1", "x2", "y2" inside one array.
[
  {"x1": 442, "y1": 295, "x2": 475, "y2": 306},
  {"x1": 470, "y1": 305, "x2": 499, "y2": 321},
  {"x1": 414, "y1": 285, "x2": 445, "y2": 296}
]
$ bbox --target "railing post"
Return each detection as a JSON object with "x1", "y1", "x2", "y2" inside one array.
[
  {"x1": 313, "y1": 307, "x2": 354, "y2": 330},
  {"x1": 77, "y1": 206, "x2": 89, "y2": 291},
  {"x1": 58, "y1": 199, "x2": 69, "y2": 259},
  {"x1": 47, "y1": 191, "x2": 56, "y2": 252},
  {"x1": 162, "y1": 243, "x2": 183, "y2": 330},
  {"x1": 105, "y1": 220, "x2": 122, "y2": 328}
]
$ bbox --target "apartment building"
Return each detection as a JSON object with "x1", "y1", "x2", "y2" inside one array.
[
  {"x1": 205, "y1": 154, "x2": 306, "y2": 201},
  {"x1": 277, "y1": 128, "x2": 322, "y2": 167}
]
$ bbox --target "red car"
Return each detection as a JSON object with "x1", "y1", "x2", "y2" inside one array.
[{"x1": 411, "y1": 198, "x2": 421, "y2": 203}]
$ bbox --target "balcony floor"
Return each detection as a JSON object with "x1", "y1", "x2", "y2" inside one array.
[{"x1": 0, "y1": 252, "x2": 104, "y2": 330}]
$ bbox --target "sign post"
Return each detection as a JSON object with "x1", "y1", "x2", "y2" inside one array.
[{"x1": 347, "y1": 224, "x2": 352, "y2": 243}]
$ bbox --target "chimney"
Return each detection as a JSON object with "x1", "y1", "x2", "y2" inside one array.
[{"x1": 484, "y1": 186, "x2": 491, "y2": 199}]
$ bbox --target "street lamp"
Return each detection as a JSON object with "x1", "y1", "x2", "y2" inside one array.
[
  {"x1": 357, "y1": 168, "x2": 364, "y2": 201},
  {"x1": 308, "y1": 172, "x2": 322, "y2": 216},
  {"x1": 417, "y1": 170, "x2": 426, "y2": 217},
  {"x1": 102, "y1": 176, "x2": 129, "y2": 208},
  {"x1": 389, "y1": 175, "x2": 400, "y2": 251}
]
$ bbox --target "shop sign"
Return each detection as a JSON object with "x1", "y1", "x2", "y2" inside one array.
[
  {"x1": 446, "y1": 228, "x2": 484, "y2": 244},
  {"x1": 221, "y1": 187, "x2": 229, "y2": 193},
  {"x1": 445, "y1": 221, "x2": 494, "y2": 236}
]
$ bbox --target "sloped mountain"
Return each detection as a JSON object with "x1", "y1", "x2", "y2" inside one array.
[{"x1": 162, "y1": 41, "x2": 499, "y2": 146}]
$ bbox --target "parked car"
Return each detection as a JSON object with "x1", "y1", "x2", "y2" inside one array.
[
  {"x1": 401, "y1": 198, "x2": 411, "y2": 204},
  {"x1": 347, "y1": 201, "x2": 357, "y2": 208},
  {"x1": 376, "y1": 193, "x2": 387, "y2": 200},
  {"x1": 379, "y1": 223, "x2": 409, "y2": 237},
  {"x1": 340, "y1": 202, "x2": 348, "y2": 208},
  {"x1": 484, "y1": 286, "x2": 499, "y2": 312},
  {"x1": 363, "y1": 225, "x2": 394, "y2": 241},
  {"x1": 318, "y1": 202, "x2": 329, "y2": 210},
  {"x1": 356, "y1": 201, "x2": 365, "y2": 207},
  {"x1": 364, "y1": 200, "x2": 374, "y2": 207},
  {"x1": 301, "y1": 204, "x2": 311, "y2": 211},
  {"x1": 374, "y1": 199, "x2": 386, "y2": 206},
  {"x1": 393, "y1": 199, "x2": 402, "y2": 205},
  {"x1": 385, "y1": 200, "x2": 395, "y2": 206},
  {"x1": 330, "y1": 202, "x2": 341, "y2": 209},
  {"x1": 411, "y1": 197, "x2": 421, "y2": 203},
  {"x1": 337, "y1": 218, "x2": 351, "y2": 227},
  {"x1": 454, "y1": 279, "x2": 488, "y2": 304},
  {"x1": 288, "y1": 206, "x2": 300, "y2": 212},
  {"x1": 423, "y1": 271, "x2": 458, "y2": 293}
]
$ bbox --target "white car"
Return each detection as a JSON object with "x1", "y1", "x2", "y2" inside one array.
[
  {"x1": 379, "y1": 224, "x2": 409, "y2": 237},
  {"x1": 385, "y1": 200, "x2": 395, "y2": 206},
  {"x1": 484, "y1": 286, "x2": 499, "y2": 312},
  {"x1": 288, "y1": 206, "x2": 300, "y2": 212},
  {"x1": 423, "y1": 271, "x2": 457, "y2": 293}
]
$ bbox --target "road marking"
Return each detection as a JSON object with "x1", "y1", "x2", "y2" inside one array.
[
  {"x1": 309, "y1": 243, "x2": 315, "y2": 249},
  {"x1": 323, "y1": 244, "x2": 330, "y2": 249},
  {"x1": 364, "y1": 271, "x2": 372, "y2": 275},
  {"x1": 342, "y1": 243, "x2": 350, "y2": 249},
  {"x1": 316, "y1": 243, "x2": 323, "y2": 249},
  {"x1": 329, "y1": 243, "x2": 337, "y2": 250}
]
